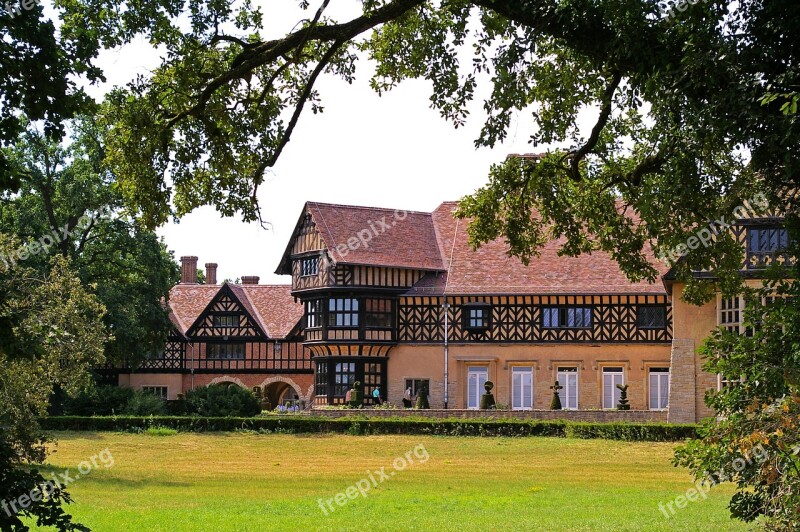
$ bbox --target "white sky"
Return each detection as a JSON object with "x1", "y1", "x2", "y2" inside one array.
[{"x1": 89, "y1": 1, "x2": 564, "y2": 284}]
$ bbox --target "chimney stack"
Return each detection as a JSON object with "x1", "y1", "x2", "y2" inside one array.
[
  {"x1": 241, "y1": 276, "x2": 260, "y2": 285},
  {"x1": 205, "y1": 263, "x2": 218, "y2": 285},
  {"x1": 180, "y1": 256, "x2": 198, "y2": 284}
]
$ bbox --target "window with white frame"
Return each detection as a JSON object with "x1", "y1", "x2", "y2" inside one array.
[
  {"x1": 467, "y1": 366, "x2": 488, "y2": 410},
  {"x1": 719, "y1": 295, "x2": 742, "y2": 333},
  {"x1": 557, "y1": 367, "x2": 579, "y2": 410},
  {"x1": 602, "y1": 367, "x2": 625, "y2": 409},
  {"x1": 142, "y1": 386, "x2": 168, "y2": 399},
  {"x1": 511, "y1": 366, "x2": 534, "y2": 410},
  {"x1": 648, "y1": 368, "x2": 669, "y2": 410}
]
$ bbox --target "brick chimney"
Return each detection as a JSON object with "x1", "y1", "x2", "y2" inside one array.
[
  {"x1": 241, "y1": 276, "x2": 260, "y2": 285},
  {"x1": 180, "y1": 256, "x2": 198, "y2": 284},
  {"x1": 205, "y1": 263, "x2": 218, "y2": 285}
]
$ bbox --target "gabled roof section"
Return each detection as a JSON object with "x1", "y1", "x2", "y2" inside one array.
[
  {"x1": 276, "y1": 201, "x2": 445, "y2": 274},
  {"x1": 237, "y1": 285, "x2": 305, "y2": 338},
  {"x1": 168, "y1": 285, "x2": 220, "y2": 336},
  {"x1": 169, "y1": 283, "x2": 304, "y2": 340},
  {"x1": 185, "y1": 283, "x2": 269, "y2": 338},
  {"x1": 406, "y1": 202, "x2": 670, "y2": 295}
]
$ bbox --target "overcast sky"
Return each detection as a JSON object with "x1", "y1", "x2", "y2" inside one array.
[{"x1": 90, "y1": 1, "x2": 563, "y2": 284}]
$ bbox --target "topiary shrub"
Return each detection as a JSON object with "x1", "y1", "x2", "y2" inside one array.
[
  {"x1": 124, "y1": 390, "x2": 167, "y2": 415},
  {"x1": 480, "y1": 381, "x2": 496, "y2": 410},
  {"x1": 550, "y1": 381, "x2": 563, "y2": 410},
  {"x1": 349, "y1": 381, "x2": 363, "y2": 408},
  {"x1": 185, "y1": 385, "x2": 261, "y2": 417},
  {"x1": 415, "y1": 383, "x2": 430, "y2": 410},
  {"x1": 616, "y1": 384, "x2": 630, "y2": 410}
]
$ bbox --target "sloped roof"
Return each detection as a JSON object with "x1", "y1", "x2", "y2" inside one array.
[
  {"x1": 277, "y1": 202, "x2": 445, "y2": 273},
  {"x1": 405, "y1": 202, "x2": 670, "y2": 295},
  {"x1": 168, "y1": 283, "x2": 303, "y2": 339}
]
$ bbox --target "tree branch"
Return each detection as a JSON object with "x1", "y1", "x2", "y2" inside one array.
[{"x1": 569, "y1": 71, "x2": 622, "y2": 181}]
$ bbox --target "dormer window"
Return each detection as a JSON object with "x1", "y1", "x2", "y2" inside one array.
[
  {"x1": 463, "y1": 303, "x2": 491, "y2": 332},
  {"x1": 300, "y1": 257, "x2": 319, "y2": 277},
  {"x1": 213, "y1": 315, "x2": 238, "y2": 327}
]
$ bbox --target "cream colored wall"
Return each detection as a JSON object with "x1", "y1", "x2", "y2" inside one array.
[
  {"x1": 388, "y1": 343, "x2": 671, "y2": 410},
  {"x1": 123, "y1": 374, "x2": 184, "y2": 400}
]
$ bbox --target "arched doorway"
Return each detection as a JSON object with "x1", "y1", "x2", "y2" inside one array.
[{"x1": 259, "y1": 377, "x2": 303, "y2": 410}]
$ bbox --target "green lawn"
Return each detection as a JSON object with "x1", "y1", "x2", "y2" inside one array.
[{"x1": 30, "y1": 431, "x2": 747, "y2": 531}]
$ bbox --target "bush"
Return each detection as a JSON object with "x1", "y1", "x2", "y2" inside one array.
[
  {"x1": 61, "y1": 385, "x2": 134, "y2": 416},
  {"x1": 39, "y1": 416, "x2": 699, "y2": 441},
  {"x1": 184, "y1": 385, "x2": 261, "y2": 417},
  {"x1": 123, "y1": 390, "x2": 167, "y2": 416}
]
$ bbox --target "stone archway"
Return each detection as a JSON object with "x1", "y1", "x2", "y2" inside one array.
[
  {"x1": 258, "y1": 376, "x2": 307, "y2": 409},
  {"x1": 207, "y1": 376, "x2": 249, "y2": 389}
]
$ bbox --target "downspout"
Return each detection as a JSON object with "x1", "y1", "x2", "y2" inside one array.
[{"x1": 442, "y1": 217, "x2": 459, "y2": 410}]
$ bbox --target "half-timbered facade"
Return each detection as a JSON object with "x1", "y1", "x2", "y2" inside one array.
[
  {"x1": 276, "y1": 201, "x2": 677, "y2": 411},
  {"x1": 114, "y1": 197, "x2": 790, "y2": 421},
  {"x1": 115, "y1": 257, "x2": 314, "y2": 406}
]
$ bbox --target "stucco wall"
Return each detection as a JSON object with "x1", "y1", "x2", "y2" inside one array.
[{"x1": 388, "y1": 343, "x2": 671, "y2": 411}]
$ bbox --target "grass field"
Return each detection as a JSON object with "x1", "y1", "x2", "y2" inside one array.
[{"x1": 31, "y1": 431, "x2": 748, "y2": 531}]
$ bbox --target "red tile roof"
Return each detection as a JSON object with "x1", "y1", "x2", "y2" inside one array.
[
  {"x1": 409, "y1": 202, "x2": 670, "y2": 295},
  {"x1": 168, "y1": 284, "x2": 302, "y2": 339},
  {"x1": 237, "y1": 285, "x2": 304, "y2": 338},
  {"x1": 304, "y1": 202, "x2": 445, "y2": 271}
]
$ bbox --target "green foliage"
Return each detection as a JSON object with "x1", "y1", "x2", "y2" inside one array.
[
  {"x1": 0, "y1": 434, "x2": 89, "y2": 531},
  {"x1": 675, "y1": 268, "x2": 800, "y2": 529},
  {"x1": 144, "y1": 427, "x2": 178, "y2": 436},
  {"x1": 61, "y1": 385, "x2": 134, "y2": 416},
  {"x1": 123, "y1": 390, "x2": 167, "y2": 416},
  {"x1": 616, "y1": 384, "x2": 630, "y2": 411},
  {"x1": 184, "y1": 385, "x2": 261, "y2": 417},
  {"x1": 479, "y1": 380, "x2": 496, "y2": 410},
  {"x1": 40, "y1": 416, "x2": 698, "y2": 441},
  {"x1": 349, "y1": 381, "x2": 363, "y2": 408},
  {"x1": 0, "y1": 119, "x2": 180, "y2": 367},
  {"x1": 549, "y1": 381, "x2": 562, "y2": 410},
  {"x1": 414, "y1": 382, "x2": 430, "y2": 410}
]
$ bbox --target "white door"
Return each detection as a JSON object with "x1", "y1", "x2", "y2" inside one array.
[
  {"x1": 557, "y1": 368, "x2": 578, "y2": 410},
  {"x1": 649, "y1": 370, "x2": 670, "y2": 410},
  {"x1": 603, "y1": 368, "x2": 625, "y2": 409},
  {"x1": 512, "y1": 367, "x2": 533, "y2": 410},
  {"x1": 467, "y1": 366, "x2": 488, "y2": 409}
]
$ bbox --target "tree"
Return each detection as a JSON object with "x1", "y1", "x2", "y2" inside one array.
[
  {"x1": 0, "y1": 118, "x2": 180, "y2": 367},
  {"x1": 3, "y1": 1, "x2": 799, "y2": 526},
  {"x1": 0, "y1": 234, "x2": 107, "y2": 530}
]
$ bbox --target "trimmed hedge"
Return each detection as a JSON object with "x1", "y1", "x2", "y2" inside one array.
[{"x1": 40, "y1": 416, "x2": 699, "y2": 441}]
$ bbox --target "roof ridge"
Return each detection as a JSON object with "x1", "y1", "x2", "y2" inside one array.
[{"x1": 307, "y1": 200, "x2": 434, "y2": 216}]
